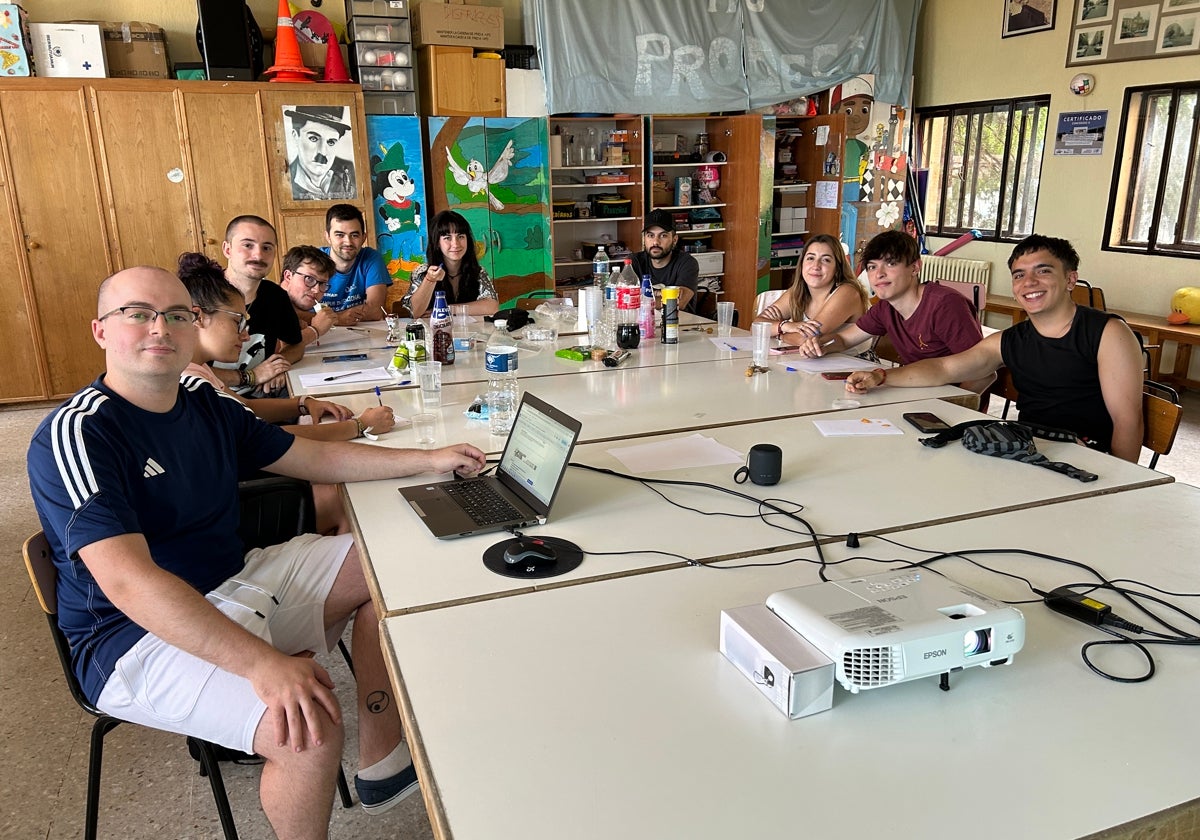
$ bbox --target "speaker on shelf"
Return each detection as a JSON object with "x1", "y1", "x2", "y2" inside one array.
[{"x1": 195, "y1": 0, "x2": 261, "y2": 81}]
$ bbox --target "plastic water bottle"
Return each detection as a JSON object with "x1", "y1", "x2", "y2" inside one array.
[
  {"x1": 592, "y1": 245, "x2": 610, "y2": 286},
  {"x1": 430, "y1": 290, "x2": 454, "y2": 364},
  {"x1": 639, "y1": 273, "x2": 655, "y2": 340},
  {"x1": 615, "y1": 259, "x2": 641, "y2": 349},
  {"x1": 485, "y1": 324, "x2": 519, "y2": 435}
]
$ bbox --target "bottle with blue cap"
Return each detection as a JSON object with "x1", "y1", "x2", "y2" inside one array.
[{"x1": 485, "y1": 320, "x2": 519, "y2": 434}]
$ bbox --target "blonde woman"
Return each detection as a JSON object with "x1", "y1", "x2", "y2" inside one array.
[{"x1": 755, "y1": 234, "x2": 868, "y2": 346}]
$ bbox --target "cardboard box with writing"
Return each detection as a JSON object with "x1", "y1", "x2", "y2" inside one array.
[
  {"x1": 413, "y1": 1, "x2": 503, "y2": 49},
  {"x1": 89, "y1": 21, "x2": 171, "y2": 79}
]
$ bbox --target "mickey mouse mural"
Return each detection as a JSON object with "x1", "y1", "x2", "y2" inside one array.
[{"x1": 366, "y1": 116, "x2": 428, "y2": 287}]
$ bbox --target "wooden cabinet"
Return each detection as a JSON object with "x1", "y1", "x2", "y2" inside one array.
[
  {"x1": 425, "y1": 116, "x2": 552, "y2": 304},
  {"x1": 768, "y1": 114, "x2": 846, "y2": 291},
  {"x1": 547, "y1": 116, "x2": 644, "y2": 294},
  {"x1": 418, "y1": 46, "x2": 505, "y2": 117},
  {"x1": 646, "y1": 114, "x2": 770, "y2": 324},
  {"x1": 0, "y1": 79, "x2": 369, "y2": 404}
]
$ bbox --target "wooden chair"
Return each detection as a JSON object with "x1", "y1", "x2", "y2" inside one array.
[
  {"x1": 1142, "y1": 381, "x2": 1183, "y2": 470},
  {"x1": 23, "y1": 531, "x2": 240, "y2": 840},
  {"x1": 1071, "y1": 279, "x2": 1107, "y2": 310},
  {"x1": 988, "y1": 366, "x2": 1019, "y2": 419}
]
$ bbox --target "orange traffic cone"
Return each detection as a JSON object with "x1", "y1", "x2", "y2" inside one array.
[
  {"x1": 320, "y1": 35, "x2": 351, "y2": 83},
  {"x1": 266, "y1": 0, "x2": 316, "y2": 82}
]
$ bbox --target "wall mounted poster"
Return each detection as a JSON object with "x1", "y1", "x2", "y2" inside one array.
[
  {"x1": 1067, "y1": 0, "x2": 1200, "y2": 65},
  {"x1": 1054, "y1": 110, "x2": 1108, "y2": 155}
]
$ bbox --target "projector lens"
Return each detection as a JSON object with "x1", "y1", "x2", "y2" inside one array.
[{"x1": 963, "y1": 629, "x2": 991, "y2": 656}]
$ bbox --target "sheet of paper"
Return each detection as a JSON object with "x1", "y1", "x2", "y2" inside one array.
[
  {"x1": 780, "y1": 355, "x2": 880, "y2": 373},
  {"x1": 815, "y1": 125, "x2": 829, "y2": 145},
  {"x1": 298, "y1": 367, "x2": 396, "y2": 388},
  {"x1": 607, "y1": 433, "x2": 744, "y2": 474},
  {"x1": 813, "y1": 418, "x2": 904, "y2": 437},
  {"x1": 710, "y1": 336, "x2": 754, "y2": 352},
  {"x1": 815, "y1": 180, "x2": 838, "y2": 209}
]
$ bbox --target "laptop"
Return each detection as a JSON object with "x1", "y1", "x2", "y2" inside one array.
[{"x1": 399, "y1": 393, "x2": 583, "y2": 539}]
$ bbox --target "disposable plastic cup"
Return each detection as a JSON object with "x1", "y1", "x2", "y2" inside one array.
[
  {"x1": 751, "y1": 322, "x2": 772, "y2": 367},
  {"x1": 412, "y1": 413, "x2": 437, "y2": 445},
  {"x1": 716, "y1": 301, "x2": 735, "y2": 337},
  {"x1": 414, "y1": 361, "x2": 442, "y2": 409}
]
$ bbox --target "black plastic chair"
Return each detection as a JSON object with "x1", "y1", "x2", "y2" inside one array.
[{"x1": 23, "y1": 531, "x2": 239, "y2": 840}]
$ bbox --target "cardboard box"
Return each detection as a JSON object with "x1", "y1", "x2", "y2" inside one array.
[
  {"x1": 720, "y1": 604, "x2": 833, "y2": 720},
  {"x1": 84, "y1": 21, "x2": 170, "y2": 79},
  {"x1": 413, "y1": 1, "x2": 503, "y2": 49},
  {"x1": 778, "y1": 190, "x2": 807, "y2": 209},
  {"x1": 0, "y1": 4, "x2": 34, "y2": 77},
  {"x1": 30, "y1": 22, "x2": 106, "y2": 77},
  {"x1": 694, "y1": 250, "x2": 724, "y2": 276}
]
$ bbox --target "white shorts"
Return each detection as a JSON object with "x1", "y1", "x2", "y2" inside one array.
[{"x1": 96, "y1": 533, "x2": 355, "y2": 754}]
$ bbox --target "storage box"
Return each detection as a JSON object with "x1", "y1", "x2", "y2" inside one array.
[
  {"x1": 720, "y1": 604, "x2": 833, "y2": 720},
  {"x1": 591, "y1": 196, "x2": 631, "y2": 218},
  {"x1": 552, "y1": 200, "x2": 576, "y2": 220},
  {"x1": 413, "y1": 1, "x2": 503, "y2": 49},
  {"x1": 30, "y1": 22, "x2": 106, "y2": 77},
  {"x1": 0, "y1": 4, "x2": 34, "y2": 77},
  {"x1": 352, "y1": 41, "x2": 414, "y2": 89},
  {"x1": 363, "y1": 90, "x2": 417, "y2": 115},
  {"x1": 653, "y1": 133, "x2": 682, "y2": 153},
  {"x1": 346, "y1": 0, "x2": 409, "y2": 18},
  {"x1": 348, "y1": 15, "x2": 412, "y2": 43},
  {"x1": 694, "y1": 250, "x2": 724, "y2": 276},
  {"x1": 79, "y1": 21, "x2": 170, "y2": 79}
]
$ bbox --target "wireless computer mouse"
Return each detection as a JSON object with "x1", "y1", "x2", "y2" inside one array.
[{"x1": 503, "y1": 537, "x2": 557, "y2": 565}]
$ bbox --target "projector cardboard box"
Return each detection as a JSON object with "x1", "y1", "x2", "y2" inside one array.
[
  {"x1": 413, "y1": 1, "x2": 503, "y2": 49},
  {"x1": 68, "y1": 21, "x2": 171, "y2": 79}
]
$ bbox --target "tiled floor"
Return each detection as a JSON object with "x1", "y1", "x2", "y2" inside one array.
[{"x1": 3, "y1": 390, "x2": 1198, "y2": 838}]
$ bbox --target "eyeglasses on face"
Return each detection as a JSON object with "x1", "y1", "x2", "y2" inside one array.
[
  {"x1": 98, "y1": 306, "x2": 199, "y2": 327},
  {"x1": 292, "y1": 270, "x2": 331, "y2": 290},
  {"x1": 209, "y1": 308, "x2": 249, "y2": 331}
]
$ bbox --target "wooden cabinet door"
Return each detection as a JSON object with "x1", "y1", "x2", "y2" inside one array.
[
  {"x1": 1, "y1": 86, "x2": 109, "y2": 397},
  {"x1": 182, "y1": 87, "x2": 273, "y2": 264},
  {"x1": 717, "y1": 113, "x2": 773, "y2": 324},
  {"x1": 92, "y1": 88, "x2": 196, "y2": 270},
  {"x1": 427, "y1": 116, "x2": 552, "y2": 304},
  {"x1": 797, "y1": 113, "x2": 845, "y2": 241},
  {"x1": 0, "y1": 133, "x2": 45, "y2": 401}
]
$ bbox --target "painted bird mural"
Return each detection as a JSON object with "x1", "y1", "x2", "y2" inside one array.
[{"x1": 446, "y1": 139, "x2": 515, "y2": 210}]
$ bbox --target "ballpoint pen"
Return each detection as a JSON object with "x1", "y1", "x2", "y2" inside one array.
[
  {"x1": 374, "y1": 386, "x2": 384, "y2": 406},
  {"x1": 724, "y1": 342, "x2": 739, "y2": 351},
  {"x1": 324, "y1": 371, "x2": 364, "y2": 381},
  {"x1": 345, "y1": 326, "x2": 372, "y2": 333}
]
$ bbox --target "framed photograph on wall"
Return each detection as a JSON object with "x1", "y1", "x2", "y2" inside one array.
[
  {"x1": 1004, "y1": 0, "x2": 1057, "y2": 36},
  {"x1": 1158, "y1": 13, "x2": 1198, "y2": 49},
  {"x1": 1067, "y1": 0, "x2": 1200, "y2": 63}
]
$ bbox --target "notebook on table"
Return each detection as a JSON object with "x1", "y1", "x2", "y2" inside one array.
[{"x1": 398, "y1": 393, "x2": 582, "y2": 539}]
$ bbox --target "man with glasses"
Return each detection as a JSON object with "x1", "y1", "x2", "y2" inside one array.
[
  {"x1": 28, "y1": 266, "x2": 487, "y2": 835},
  {"x1": 631, "y1": 209, "x2": 699, "y2": 312},
  {"x1": 320, "y1": 204, "x2": 392, "y2": 324},
  {"x1": 217, "y1": 215, "x2": 304, "y2": 396},
  {"x1": 280, "y1": 245, "x2": 338, "y2": 348}
]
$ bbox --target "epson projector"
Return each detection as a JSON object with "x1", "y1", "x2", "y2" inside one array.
[{"x1": 765, "y1": 571, "x2": 1025, "y2": 693}]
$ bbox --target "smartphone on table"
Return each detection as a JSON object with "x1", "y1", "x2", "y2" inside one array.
[{"x1": 902, "y1": 412, "x2": 951, "y2": 433}]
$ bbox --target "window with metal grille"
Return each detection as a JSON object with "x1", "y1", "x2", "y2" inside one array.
[
  {"x1": 1105, "y1": 82, "x2": 1200, "y2": 260},
  {"x1": 916, "y1": 96, "x2": 1051, "y2": 243}
]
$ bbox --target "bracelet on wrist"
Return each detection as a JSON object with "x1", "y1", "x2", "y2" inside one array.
[
  {"x1": 778, "y1": 318, "x2": 788, "y2": 339},
  {"x1": 873, "y1": 367, "x2": 888, "y2": 385},
  {"x1": 353, "y1": 417, "x2": 365, "y2": 438},
  {"x1": 297, "y1": 395, "x2": 310, "y2": 417}
]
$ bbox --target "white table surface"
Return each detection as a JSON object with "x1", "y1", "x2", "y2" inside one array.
[
  {"x1": 289, "y1": 312, "x2": 739, "y2": 397},
  {"x1": 331, "y1": 358, "x2": 974, "y2": 454},
  {"x1": 382, "y1": 481, "x2": 1200, "y2": 840},
  {"x1": 348, "y1": 398, "x2": 1169, "y2": 615}
]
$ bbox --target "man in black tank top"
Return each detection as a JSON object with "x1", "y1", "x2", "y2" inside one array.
[{"x1": 844, "y1": 234, "x2": 1144, "y2": 462}]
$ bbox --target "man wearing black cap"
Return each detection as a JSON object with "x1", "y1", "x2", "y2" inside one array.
[
  {"x1": 631, "y1": 209, "x2": 700, "y2": 312},
  {"x1": 285, "y1": 106, "x2": 357, "y2": 201}
]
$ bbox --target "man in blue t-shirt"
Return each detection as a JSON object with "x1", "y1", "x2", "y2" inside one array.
[
  {"x1": 27, "y1": 266, "x2": 486, "y2": 832},
  {"x1": 320, "y1": 204, "x2": 392, "y2": 324}
]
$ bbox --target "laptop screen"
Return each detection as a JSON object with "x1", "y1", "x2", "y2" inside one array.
[{"x1": 497, "y1": 395, "x2": 579, "y2": 509}]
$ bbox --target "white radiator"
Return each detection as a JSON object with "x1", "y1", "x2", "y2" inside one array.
[{"x1": 920, "y1": 255, "x2": 992, "y2": 288}]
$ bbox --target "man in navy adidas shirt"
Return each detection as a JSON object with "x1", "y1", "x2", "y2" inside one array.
[{"x1": 28, "y1": 266, "x2": 486, "y2": 834}]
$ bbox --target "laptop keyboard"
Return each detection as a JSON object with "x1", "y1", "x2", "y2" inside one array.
[{"x1": 445, "y1": 481, "x2": 524, "y2": 526}]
